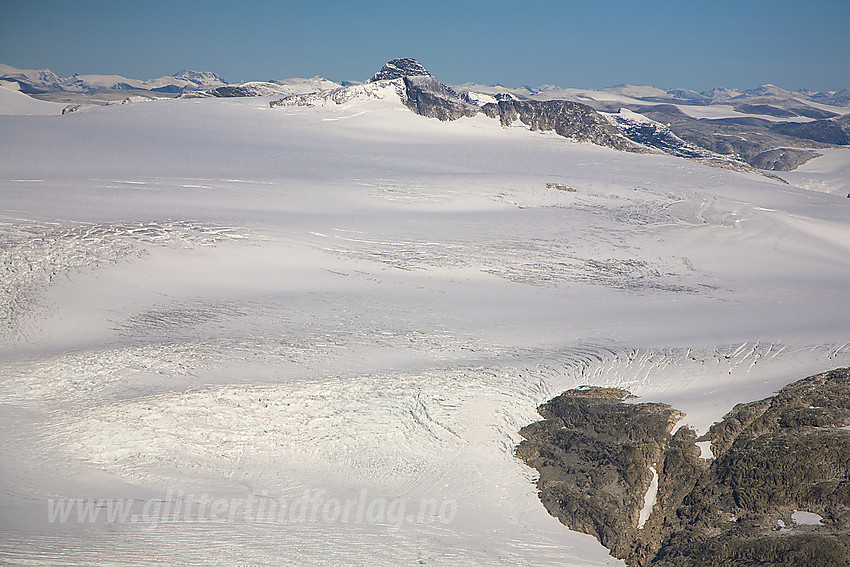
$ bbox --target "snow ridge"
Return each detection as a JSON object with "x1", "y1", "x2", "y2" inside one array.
[{"x1": 270, "y1": 80, "x2": 406, "y2": 108}]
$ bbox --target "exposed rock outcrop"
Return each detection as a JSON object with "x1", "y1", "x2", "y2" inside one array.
[
  {"x1": 516, "y1": 387, "x2": 685, "y2": 564},
  {"x1": 400, "y1": 75, "x2": 479, "y2": 121},
  {"x1": 481, "y1": 98, "x2": 641, "y2": 151},
  {"x1": 518, "y1": 368, "x2": 850, "y2": 567}
]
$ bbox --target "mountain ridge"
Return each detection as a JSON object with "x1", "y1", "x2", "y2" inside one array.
[
  {"x1": 268, "y1": 59, "x2": 797, "y2": 179},
  {"x1": 4, "y1": 59, "x2": 847, "y2": 176},
  {"x1": 0, "y1": 63, "x2": 227, "y2": 95}
]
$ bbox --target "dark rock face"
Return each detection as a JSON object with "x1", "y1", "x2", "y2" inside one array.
[
  {"x1": 604, "y1": 112, "x2": 789, "y2": 181},
  {"x1": 517, "y1": 368, "x2": 850, "y2": 567},
  {"x1": 205, "y1": 85, "x2": 260, "y2": 97},
  {"x1": 481, "y1": 98, "x2": 640, "y2": 151},
  {"x1": 367, "y1": 58, "x2": 478, "y2": 121},
  {"x1": 400, "y1": 76, "x2": 478, "y2": 121},
  {"x1": 749, "y1": 148, "x2": 821, "y2": 171},
  {"x1": 368, "y1": 58, "x2": 431, "y2": 83},
  {"x1": 516, "y1": 388, "x2": 685, "y2": 564}
]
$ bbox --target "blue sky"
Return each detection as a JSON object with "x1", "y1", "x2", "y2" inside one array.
[{"x1": 1, "y1": 0, "x2": 848, "y2": 91}]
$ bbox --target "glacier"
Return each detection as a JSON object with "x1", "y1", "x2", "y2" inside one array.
[{"x1": 1, "y1": 72, "x2": 850, "y2": 566}]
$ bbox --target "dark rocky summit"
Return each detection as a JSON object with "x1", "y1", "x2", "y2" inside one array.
[
  {"x1": 368, "y1": 58, "x2": 432, "y2": 82},
  {"x1": 517, "y1": 368, "x2": 850, "y2": 566}
]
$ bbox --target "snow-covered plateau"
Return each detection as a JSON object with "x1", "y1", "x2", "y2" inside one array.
[{"x1": 1, "y1": 78, "x2": 850, "y2": 566}]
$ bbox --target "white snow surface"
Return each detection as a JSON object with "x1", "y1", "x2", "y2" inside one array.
[
  {"x1": 638, "y1": 466, "x2": 659, "y2": 529},
  {"x1": 2, "y1": 91, "x2": 850, "y2": 566},
  {"x1": 775, "y1": 148, "x2": 850, "y2": 196},
  {"x1": 0, "y1": 85, "x2": 64, "y2": 115},
  {"x1": 791, "y1": 510, "x2": 824, "y2": 526},
  {"x1": 695, "y1": 441, "x2": 714, "y2": 459}
]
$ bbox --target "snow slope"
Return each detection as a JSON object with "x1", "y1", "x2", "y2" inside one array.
[
  {"x1": 774, "y1": 147, "x2": 850, "y2": 196},
  {"x1": 1, "y1": 89, "x2": 850, "y2": 566},
  {"x1": 0, "y1": 86, "x2": 64, "y2": 115}
]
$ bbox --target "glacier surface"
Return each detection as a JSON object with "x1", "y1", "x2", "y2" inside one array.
[{"x1": 1, "y1": 88, "x2": 850, "y2": 566}]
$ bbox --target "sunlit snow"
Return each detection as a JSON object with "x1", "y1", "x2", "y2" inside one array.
[
  {"x1": 1, "y1": 87, "x2": 849, "y2": 566},
  {"x1": 637, "y1": 466, "x2": 659, "y2": 529}
]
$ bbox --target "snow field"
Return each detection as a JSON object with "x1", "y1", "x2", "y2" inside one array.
[{"x1": 1, "y1": 89, "x2": 850, "y2": 565}]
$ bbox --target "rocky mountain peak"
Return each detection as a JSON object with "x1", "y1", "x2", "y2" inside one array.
[{"x1": 368, "y1": 58, "x2": 431, "y2": 83}]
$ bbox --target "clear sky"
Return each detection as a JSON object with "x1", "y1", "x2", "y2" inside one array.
[{"x1": 1, "y1": 0, "x2": 848, "y2": 92}]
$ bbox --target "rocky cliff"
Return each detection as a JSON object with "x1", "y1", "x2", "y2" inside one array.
[
  {"x1": 517, "y1": 368, "x2": 850, "y2": 567},
  {"x1": 400, "y1": 75, "x2": 479, "y2": 121},
  {"x1": 481, "y1": 98, "x2": 640, "y2": 151}
]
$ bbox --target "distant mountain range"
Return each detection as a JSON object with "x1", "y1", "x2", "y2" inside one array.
[
  {"x1": 267, "y1": 58, "x2": 849, "y2": 176},
  {"x1": 0, "y1": 63, "x2": 228, "y2": 95},
  {"x1": 2, "y1": 59, "x2": 849, "y2": 175},
  {"x1": 595, "y1": 82, "x2": 850, "y2": 111},
  {"x1": 3, "y1": 61, "x2": 848, "y2": 109}
]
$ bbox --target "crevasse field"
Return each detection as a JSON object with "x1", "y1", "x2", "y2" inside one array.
[{"x1": 1, "y1": 86, "x2": 849, "y2": 566}]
